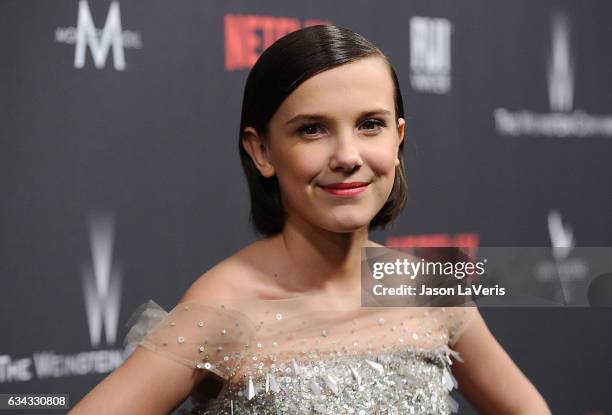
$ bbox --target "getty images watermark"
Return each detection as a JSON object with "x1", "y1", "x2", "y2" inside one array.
[{"x1": 360, "y1": 247, "x2": 612, "y2": 307}]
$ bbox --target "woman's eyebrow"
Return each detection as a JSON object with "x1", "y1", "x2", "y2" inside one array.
[{"x1": 284, "y1": 109, "x2": 392, "y2": 126}]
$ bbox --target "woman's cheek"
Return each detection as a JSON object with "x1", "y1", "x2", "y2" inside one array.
[
  {"x1": 274, "y1": 161, "x2": 317, "y2": 204},
  {"x1": 287, "y1": 149, "x2": 327, "y2": 182},
  {"x1": 367, "y1": 147, "x2": 397, "y2": 174}
]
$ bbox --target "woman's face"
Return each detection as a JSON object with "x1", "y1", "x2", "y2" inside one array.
[{"x1": 245, "y1": 56, "x2": 405, "y2": 234}]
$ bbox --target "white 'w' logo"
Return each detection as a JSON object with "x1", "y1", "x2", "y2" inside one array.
[
  {"x1": 547, "y1": 13, "x2": 574, "y2": 112},
  {"x1": 82, "y1": 212, "x2": 122, "y2": 347}
]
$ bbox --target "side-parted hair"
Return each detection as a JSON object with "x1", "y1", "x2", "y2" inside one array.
[{"x1": 238, "y1": 25, "x2": 407, "y2": 236}]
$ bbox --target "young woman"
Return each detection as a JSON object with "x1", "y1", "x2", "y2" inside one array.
[{"x1": 71, "y1": 25, "x2": 550, "y2": 414}]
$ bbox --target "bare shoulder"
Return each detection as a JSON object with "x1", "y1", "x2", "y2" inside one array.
[
  {"x1": 180, "y1": 238, "x2": 274, "y2": 303},
  {"x1": 72, "y1": 243, "x2": 278, "y2": 414}
]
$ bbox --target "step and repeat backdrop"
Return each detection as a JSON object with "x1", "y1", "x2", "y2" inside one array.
[{"x1": 1, "y1": 0, "x2": 611, "y2": 413}]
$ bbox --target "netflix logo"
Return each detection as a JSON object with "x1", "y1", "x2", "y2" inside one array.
[{"x1": 224, "y1": 14, "x2": 331, "y2": 71}]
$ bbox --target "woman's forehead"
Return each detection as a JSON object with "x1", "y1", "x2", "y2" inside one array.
[{"x1": 274, "y1": 56, "x2": 395, "y2": 122}]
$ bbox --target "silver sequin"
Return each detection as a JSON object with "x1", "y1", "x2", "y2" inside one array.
[{"x1": 195, "y1": 347, "x2": 457, "y2": 415}]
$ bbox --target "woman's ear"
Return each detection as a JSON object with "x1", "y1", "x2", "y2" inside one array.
[
  {"x1": 395, "y1": 118, "x2": 406, "y2": 166},
  {"x1": 242, "y1": 127, "x2": 275, "y2": 177}
]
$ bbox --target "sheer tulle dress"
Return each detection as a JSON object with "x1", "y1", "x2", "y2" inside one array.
[{"x1": 123, "y1": 289, "x2": 476, "y2": 415}]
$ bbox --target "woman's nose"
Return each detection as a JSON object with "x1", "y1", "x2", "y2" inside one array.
[{"x1": 329, "y1": 132, "x2": 363, "y2": 172}]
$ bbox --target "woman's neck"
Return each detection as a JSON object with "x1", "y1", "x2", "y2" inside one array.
[{"x1": 269, "y1": 215, "x2": 379, "y2": 297}]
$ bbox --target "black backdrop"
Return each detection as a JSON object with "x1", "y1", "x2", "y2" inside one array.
[{"x1": 1, "y1": 1, "x2": 611, "y2": 413}]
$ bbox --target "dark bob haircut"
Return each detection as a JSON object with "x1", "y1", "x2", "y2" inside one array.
[{"x1": 238, "y1": 24, "x2": 407, "y2": 236}]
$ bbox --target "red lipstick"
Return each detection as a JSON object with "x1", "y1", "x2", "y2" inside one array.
[{"x1": 319, "y1": 182, "x2": 370, "y2": 197}]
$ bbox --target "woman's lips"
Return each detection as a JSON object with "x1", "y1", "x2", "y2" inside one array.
[{"x1": 319, "y1": 182, "x2": 370, "y2": 197}]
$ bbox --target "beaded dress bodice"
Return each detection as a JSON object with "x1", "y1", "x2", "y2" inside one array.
[{"x1": 124, "y1": 294, "x2": 475, "y2": 415}]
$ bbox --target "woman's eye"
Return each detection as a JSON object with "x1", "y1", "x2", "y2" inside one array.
[
  {"x1": 361, "y1": 119, "x2": 386, "y2": 131},
  {"x1": 297, "y1": 119, "x2": 385, "y2": 137},
  {"x1": 297, "y1": 123, "x2": 324, "y2": 137}
]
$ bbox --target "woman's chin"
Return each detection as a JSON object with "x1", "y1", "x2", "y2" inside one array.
[{"x1": 324, "y1": 217, "x2": 371, "y2": 233}]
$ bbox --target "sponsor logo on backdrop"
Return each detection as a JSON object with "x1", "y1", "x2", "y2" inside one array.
[
  {"x1": 494, "y1": 12, "x2": 612, "y2": 137},
  {"x1": 82, "y1": 212, "x2": 122, "y2": 346},
  {"x1": 55, "y1": 0, "x2": 142, "y2": 71},
  {"x1": 409, "y1": 17, "x2": 452, "y2": 94},
  {"x1": 0, "y1": 212, "x2": 126, "y2": 383},
  {"x1": 547, "y1": 210, "x2": 574, "y2": 261},
  {"x1": 385, "y1": 231, "x2": 479, "y2": 257},
  {"x1": 224, "y1": 14, "x2": 332, "y2": 71},
  {"x1": 535, "y1": 210, "x2": 588, "y2": 303}
]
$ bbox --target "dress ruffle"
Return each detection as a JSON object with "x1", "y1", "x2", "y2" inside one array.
[{"x1": 123, "y1": 299, "x2": 169, "y2": 357}]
